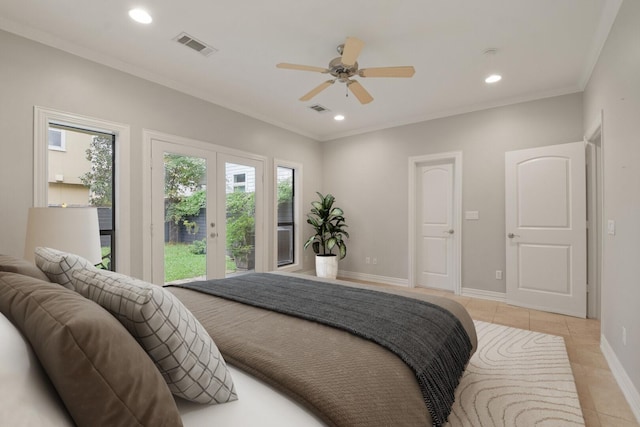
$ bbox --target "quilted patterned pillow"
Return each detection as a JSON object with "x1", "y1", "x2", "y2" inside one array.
[
  {"x1": 34, "y1": 247, "x2": 94, "y2": 290},
  {"x1": 70, "y1": 267, "x2": 237, "y2": 405}
]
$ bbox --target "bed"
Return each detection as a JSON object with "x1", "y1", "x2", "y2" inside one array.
[{"x1": 0, "y1": 251, "x2": 477, "y2": 427}]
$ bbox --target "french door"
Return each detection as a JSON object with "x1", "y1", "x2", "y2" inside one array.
[{"x1": 150, "y1": 140, "x2": 263, "y2": 284}]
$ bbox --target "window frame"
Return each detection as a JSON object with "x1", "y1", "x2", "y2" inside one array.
[
  {"x1": 273, "y1": 159, "x2": 302, "y2": 271},
  {"x1": 47, "y1": 124, "x2": 117, "y2": 270},
  {"x1": 33, "y1": 106, "x2": 131, "y2": 275}
]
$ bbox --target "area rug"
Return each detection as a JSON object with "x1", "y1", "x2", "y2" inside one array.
[{"x1": 446, "y1": 320, "x2": 584, "y2": 426}]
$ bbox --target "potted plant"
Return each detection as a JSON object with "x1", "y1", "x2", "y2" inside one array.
[{"x1": 304, "y1": 192, "x2": 349, "y2": 279}]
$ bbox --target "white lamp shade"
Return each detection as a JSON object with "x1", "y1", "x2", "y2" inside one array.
[{"x1": 24, "y1": 207, "x2": 102, "y2": 264}]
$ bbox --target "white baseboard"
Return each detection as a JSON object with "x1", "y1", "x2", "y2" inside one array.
[
  {"x1": 337, "y1": 270, "x2": 409, "y2": 287},
  {"x1": 600, "y1": 335, "x2": 640, "y2": 423},
  {"x1": 303, "y1": 271, "x2": 509, "y2": 302},
  {"x1": 461, "y1": 287, "x2": 506, "y2": 302}
]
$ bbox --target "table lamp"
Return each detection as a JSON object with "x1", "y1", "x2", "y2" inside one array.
[{"x1": 24, "y1": 207, "x2": 102, "y2": 264}]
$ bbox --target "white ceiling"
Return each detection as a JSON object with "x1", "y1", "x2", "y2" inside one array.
[{"x1": 0, "y1": 0, "x2": 622, "y2": 141}]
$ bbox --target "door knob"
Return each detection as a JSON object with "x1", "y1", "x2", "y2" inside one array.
[
  {"x1": 210, "y1": 222, "x2": 215, "y2": 228},
  {"x1": 443, "y1": 229, "x2": 454, "y2": 235},
  {"x1": 508, "y1": 233, "x2": 520, "y2": 239}
]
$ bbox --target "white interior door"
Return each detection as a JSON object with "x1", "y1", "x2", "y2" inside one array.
[
  {"x1": 505, "y1": 141, "x2": 587, "y2": 317},
  {"x1": 417, "y1": 163, "x2": 455, "y2": 291}
]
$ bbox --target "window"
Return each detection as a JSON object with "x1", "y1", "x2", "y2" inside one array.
[
  {"x1": 34, "y1": 106, "x2": 131, "y2": 275},
  {"x1": 276, "y1": 165, "x2": 298, "y2": 267},
  {"x1": 47, "y1": 124, "x2": 116, "y2": 270},
  {"x1": 233, "y1": 173, "x2": 246, "y2": 193},
  {"x1": 48, "y1": 127, "x2": 66, "y2": 151}
]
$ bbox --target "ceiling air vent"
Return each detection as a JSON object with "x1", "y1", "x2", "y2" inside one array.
[
  {"x1": 174, "y1": 32, "x2": 218, "y2": 57},
  {"x1": 308, "y1": 104, "x2": 330, "y2": 113}
]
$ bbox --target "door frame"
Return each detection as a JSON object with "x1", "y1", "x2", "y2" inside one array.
[
  {"x1": 141, "y1": 129, "x2": 268, "y2": 283},
  {"x1": 408, "y1": 151, "x2": 462, "y2": 294},
  {"x1": 585, "y1": 110, "x2": 604, "y2": 319}
]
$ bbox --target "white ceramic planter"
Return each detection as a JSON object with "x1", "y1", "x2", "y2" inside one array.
[{"x1": 315, "y1": 255, "x2": 338, "y2": 279}]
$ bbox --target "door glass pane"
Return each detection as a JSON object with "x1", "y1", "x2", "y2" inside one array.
[
  {"x1": 277, "y1": 167, "x2": 294, "y2": 266},
  {"x1": 163, "y1": 153, "x2": 207, "y2": 284},
  {"x1": 47, "y1": 124, "x2": 115, "y2": 270},
  {"x1": 225, "y1": 162, "x2": 256, "y2": 277}
]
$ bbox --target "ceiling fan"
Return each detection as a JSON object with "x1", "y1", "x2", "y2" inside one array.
[{"x1": 276, "y1": 37, "x2": 415, "y2": 105}]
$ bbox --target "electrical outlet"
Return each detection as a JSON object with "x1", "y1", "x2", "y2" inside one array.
[
  {"x1": 622, "y1": 327, "x2": 627, "y2": 346},
  {"x1": 365, "y1": 257, "x2": 370, "y2": 264},
  {"x1": 372, "y1": 258, "x2": 378, "y2": 265},
  {"x1": 495, "y1": 270, "x2": 503, "y2": 280}
]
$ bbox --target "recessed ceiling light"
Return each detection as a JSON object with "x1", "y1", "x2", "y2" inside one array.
[
  {"x1": 129, "y1": 8, "x2": 152, "y2": 24},
  {"x1": 485, "y1": 74, "x2": 502, "y2": 84},
  {"x1": 334, "y1": 114, "x2": 345, "y2": 121}
]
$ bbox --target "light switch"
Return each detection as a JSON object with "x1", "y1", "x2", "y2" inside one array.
[
  {"x1": 465, "y1": 211, "x2": 479, "y2": 220},
  {"x1": 607, "y1": 220, "x2": 616, "y2": 235}
]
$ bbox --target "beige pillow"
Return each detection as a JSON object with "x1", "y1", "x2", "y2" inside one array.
[
  {"x1": 71, "y1": 267, "x2": 237, "y2": 405},
  {"x1": 0, "y1": 271, "x2": 183, "y2": 427},
  {"x1": 34, "y1": 247, "x2": 93, "y2": 290},
  {"x1": 0, "y1": 254, "x2": 50, "y2": 282}
]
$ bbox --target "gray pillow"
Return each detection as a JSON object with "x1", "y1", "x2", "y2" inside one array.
[{"x1": 71, "y1": 267, "x2": 237, "y2": 405}]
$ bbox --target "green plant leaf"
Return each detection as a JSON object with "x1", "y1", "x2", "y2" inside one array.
[
  {"x1": 338, "y1": 242, "x2": 347, "y2": 259},
  {"x1": 326, "y1": 237, "x2": 336, "y2": 250},
  {"x1": 304, "y1": 235, "x2": 316, "y2": 249},
  {"x1": 324, "y1": 193, "x2": 335, "y2": 208}
]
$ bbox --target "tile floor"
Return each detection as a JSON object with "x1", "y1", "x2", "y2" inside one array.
[{"x1": 349, "y1": 280, "x2": 639, "y2": 427}]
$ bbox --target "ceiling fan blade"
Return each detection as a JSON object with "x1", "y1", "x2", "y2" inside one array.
[
  {"x1": 277, "y1": 63, "x2": 329, "y2": 73},
  {"x1": 341, "y1": 37, "x2": 365, "y2": 66},
  {"x1": 300, "y1": 80, "x2": 335, "y2": 101},
  {"x1": 359, "y1": 66, "x2": 416, "y2": 78},
  {"x1": 347, "y1": 80, "x2": 373, "y2": 104}
]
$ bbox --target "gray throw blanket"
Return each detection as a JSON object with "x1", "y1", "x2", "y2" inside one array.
[{"x1": 170, "y1": 273, "x2": 472, "y2": 426}]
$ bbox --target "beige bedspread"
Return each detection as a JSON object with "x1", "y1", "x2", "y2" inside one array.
[{"x1": 169, "y1": 276, "x2": 477, "y2": 427}]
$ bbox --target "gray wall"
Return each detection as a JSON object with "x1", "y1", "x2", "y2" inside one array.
[
  {"x1": 322, "y1": 93, "x2": 583, "y2": 293},
  {"x1": 584, "y1": 0, "x2": 640, "y2": 399},
  {"x1": 0, "y1": 29, "x2": 323, "y2": 277}
]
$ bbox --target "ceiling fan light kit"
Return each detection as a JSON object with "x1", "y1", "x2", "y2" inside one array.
[{"x1": 277, "y1": 37, "x2": 415, "y2": 104}]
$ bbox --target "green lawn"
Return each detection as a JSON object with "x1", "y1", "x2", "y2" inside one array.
[
  {"x1": 164, "y1": 243, "x2": 206, "y2": 282},
  {"x1": 164, "y1": 243, "x2": 237, "y2": 282}
]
